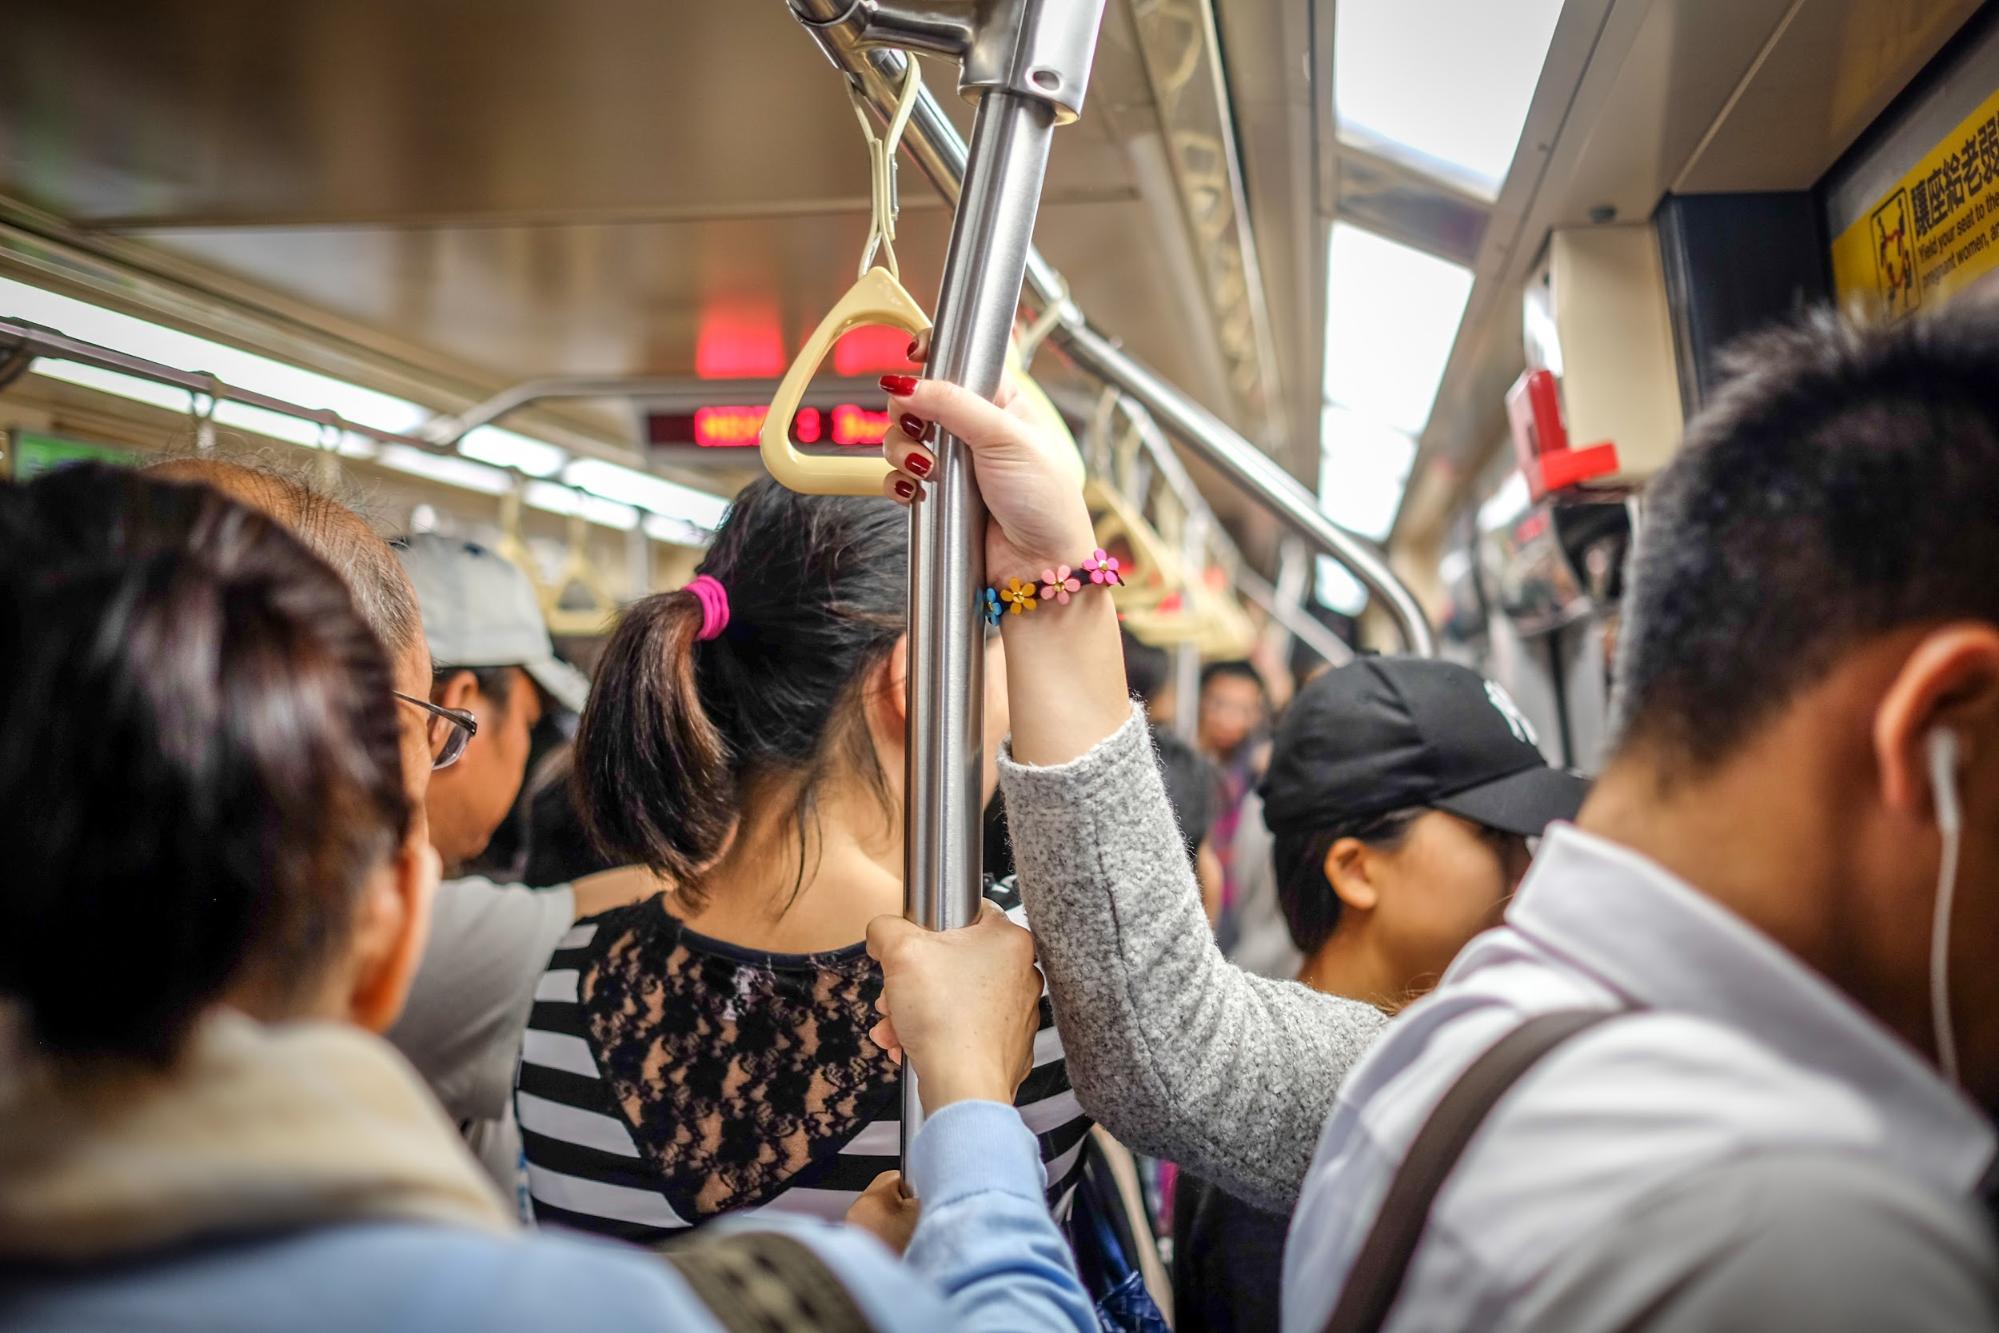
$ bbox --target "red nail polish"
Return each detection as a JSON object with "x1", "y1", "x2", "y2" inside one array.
[
  {"x1": 900, "y1": 413, "x2": 927, "y2": 440},
  {"x1": 905, "y1": 339, "x2": 920, "y2": 359},
  {"x1": 880, "y1": 374, "x2": 918, "y2": 396},
  {"x1": 894, "y1": 478, "x2": 916, "y2": 500},
  {"x1": 906, "y1": 452, "x2": 932, "y2": 478}
]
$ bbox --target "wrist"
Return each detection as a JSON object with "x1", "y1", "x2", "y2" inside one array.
[{"x1": 916, "y1": 1061, "x2": 1018, "y2": 1115}]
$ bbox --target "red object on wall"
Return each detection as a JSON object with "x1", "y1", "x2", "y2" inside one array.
[
  {"x1": 1505, "y1": 369, "x2": 1619, "y2": 501},
  {"x1": 695, "y1": 305, "x2": 787, "y2": 379},
  {"x1": 833, "y1": 325, "x2": 919, "y2": 376}
]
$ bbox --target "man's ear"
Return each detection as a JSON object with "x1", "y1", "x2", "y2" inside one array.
[
  {"x1": 433, "y1": 668, "x2": 478, "y2": 715},
  {"x1": 1874, "y1": 625, "x2": 1999, "y2": 823},
  {"x1": 346, "y1": 837, "x2": 440, "y2": 1034},
  {"x1": 1324, "y1": 837, "x2": 1380, "y2": 914}
]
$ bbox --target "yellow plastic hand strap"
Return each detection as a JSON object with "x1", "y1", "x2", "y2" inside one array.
[
  {"x1": 1086, "y1": 478, "x2": 1183, "y2": 612},
  {"x1": 761, "y1": 266, "x2": 932, "y2": 496},
  {"x1": 542, "y1": 511, "x2": 621, "y2": 637}
]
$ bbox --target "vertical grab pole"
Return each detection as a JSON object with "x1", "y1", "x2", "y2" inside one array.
[
  {"x1": 789, "y1": 0, "x2": 1109, "y2": 1162},
  {"x1": 903, "y1": 9, "x2": 1104, "y2": 1159}
]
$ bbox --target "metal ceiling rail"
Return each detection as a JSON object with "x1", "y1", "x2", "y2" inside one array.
[
  {"x1": 418, "y1": 374, "x2": 893, "y2": 446},
  {"x1": 0, "y1": 317, "x2": 463, "y2": 456},
  {"x1": 802, "y1": 18, "x2": 1437, "y2": 656}
]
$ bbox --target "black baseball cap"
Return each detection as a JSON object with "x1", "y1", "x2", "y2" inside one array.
[{"x1": 1259, "y1": 657, "x2": 1588, "y2": 839}]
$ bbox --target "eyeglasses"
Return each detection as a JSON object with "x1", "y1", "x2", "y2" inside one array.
[{"x1": 393, "y1": 691, "x2": 479, "y2": 769}]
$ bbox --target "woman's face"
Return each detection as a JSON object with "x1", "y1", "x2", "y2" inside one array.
[{"x1": 1370, "y1": 812, "x2": 1532, "y2": 999}]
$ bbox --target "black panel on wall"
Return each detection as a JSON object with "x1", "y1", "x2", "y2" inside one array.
[{"x1": 1655, "y1": 193, "x2": 1832, "y2": 415}]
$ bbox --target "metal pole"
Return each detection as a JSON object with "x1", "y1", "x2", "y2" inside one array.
[
  {"x1": 0, "y1": 318, "x2": 458, "y2": 458},
  {"x1": 1058, "y1": 321, "x2": 1437, "y2": 656},
  {"x1": 809, "y1": 39, "x2": 1437, "y2": 656},
  {"x1": 791, "y1": 0, "x2": 1108, "y2": 1156}
]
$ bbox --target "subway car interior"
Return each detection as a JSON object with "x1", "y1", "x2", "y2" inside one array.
[{"x1": 4, "y1": 2, "x2": 1999, "y2": 1330}]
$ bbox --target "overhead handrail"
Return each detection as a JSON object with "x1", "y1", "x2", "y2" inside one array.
[
  {"x1": 759, "y1": 59, "x2": 933, "y2": 496},
  {"x1": 802, "y1": 41, "x2": 1437, "y2": 655},
  {"x1": 543, "y1": 511, "x2": 622, "y2": 637}
]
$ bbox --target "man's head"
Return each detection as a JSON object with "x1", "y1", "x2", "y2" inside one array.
[
  {"x1": 147, "y1": 459, "x2": 435, "y2": 815},
  {"x1": 394, "y1": 534, "x2": 588, "y2": 868},
  {"x1": 1198, "y1": 659, "x2": 1267, "y2": 760},
  {"x1": 1595, "y1": 303, "x2": 1999, "y2": 1107}
]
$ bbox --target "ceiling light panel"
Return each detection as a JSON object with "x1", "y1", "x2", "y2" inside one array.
[
  {"x1": 1323, "y1": 222, "x2": 1474, "y2": 437},
  {"x1": 1335, "y1": 0, "x2": 1568, "y2": 199},
  {"x1": 1319, "y1": 404, "x2": 1417, "y2": 542}
]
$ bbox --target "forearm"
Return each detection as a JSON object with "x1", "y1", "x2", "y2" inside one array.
[
  {"x1": 903, "y1": 1100, "x2": 1096, "y2": 1333},
  {"x1": 1000, "y1": 575, "x2": 1131, "y2": 768},
  {"x1": 1000, "y1": 706, "x2": 1389, "y2": 1210}
]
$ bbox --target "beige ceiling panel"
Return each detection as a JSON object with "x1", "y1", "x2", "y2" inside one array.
[
  {"x1": 1677, "y1": 0, "x2": 1982, "y2": 193},
  {"x1": 0, "y1": 0, "x2": 1136, "y2": 228}
]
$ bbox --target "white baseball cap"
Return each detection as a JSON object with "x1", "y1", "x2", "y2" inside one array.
[{"x1": 393, "y1": 533, "x2": 591, "y2": 714}]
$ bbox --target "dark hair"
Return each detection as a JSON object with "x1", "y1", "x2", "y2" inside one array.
[
  {"x1": 522, "y1": 746, "x2": 618, "y2": 888},
  {"x1": 1150, "y1": 726, "x2": 1220, "y2": 864},
  {"x1": 575, "y1": 478, "x2": 907, "y2": 905},
  {"x1": 1274, "y1": 808, "x2": 1423, "y2": 954},
  {"x1": 1613, "y1": 304, "x2": 1999, "y2": 771},
  {"x1": 1121, "y1": 630, "x2": 1170, "y2": 704},
  {"x1": 0, "y1": 466, "x2": 411, "y2": 1065},
  {"x1": 1201, "y1": 658, "x2": 1265, "y2": 696}
]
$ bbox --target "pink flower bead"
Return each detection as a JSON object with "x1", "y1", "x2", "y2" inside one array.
[
  {"x1": 1084, "y1": 548, "x2": 1122, "y2": 585},
  {"x1": 1040, "y1": 564, "x2": 1081, "y2": 604}
]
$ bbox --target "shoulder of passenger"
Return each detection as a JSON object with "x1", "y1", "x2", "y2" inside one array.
[{"x1": 1508, "y1": 1151, "x2": 1999, "y2": 1332}]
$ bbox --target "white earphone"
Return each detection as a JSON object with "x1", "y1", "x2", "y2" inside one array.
[{"x1": 1927, "y1": 727, "x2": 1963, "y2": 1086}]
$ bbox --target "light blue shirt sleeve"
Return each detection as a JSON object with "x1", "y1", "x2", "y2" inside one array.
[
  {"x1": 694, "y1": 1099, "x2": 1093, "y2": 1333},
  {"x1": 901, "y1": 1098, "x2": 1096, "y2": 1333}
]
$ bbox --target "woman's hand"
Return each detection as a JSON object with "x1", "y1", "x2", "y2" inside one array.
[
  {"x1": 877, "y1": 335, "x2": 1095, "y2": 581},
  {"x1": 846, "y1": 1171, "x2": 921, "y2": 1255},
  {"x1": 866, "y1": 901, "x2": 1041, "y2": 1115},
  {"x1": 876, "y1": 336, "x2": 1135, "y2": 766}
]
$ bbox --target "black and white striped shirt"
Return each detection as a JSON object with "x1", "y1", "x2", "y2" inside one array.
[{"x1": 517, "y1": 880, "x2": 1089, "y2": 1241}]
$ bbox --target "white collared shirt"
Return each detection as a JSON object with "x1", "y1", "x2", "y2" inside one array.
[{"x1": 1282, "y1": 823, "x2": 1997, "y2": 1332}]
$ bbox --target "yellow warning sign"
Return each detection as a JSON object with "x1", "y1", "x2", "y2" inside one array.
[{"x1": 1831, "y1": 86, "x2": 1999, "y2": 318}]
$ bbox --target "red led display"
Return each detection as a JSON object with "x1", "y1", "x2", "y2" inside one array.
[{"x1": 655, "y1": 405, "x2": 886, "y2": 449}]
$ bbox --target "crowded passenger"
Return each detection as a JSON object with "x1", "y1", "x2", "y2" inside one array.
[
  {"x1": 522, "y1": 477, "x2": 1090, "y2": 1236},
  {"x1": 882, "y1": 302, "x2": 1999, "y2": 1329},
  {"x1": 145, "y1": 459, "x2": 652, "y2": 1182},
  {"x1": 1174, "y1": 656, "x2": 1584, "y2": 1331},
  {"x1": 0, "y1": 464, "x2": 1095, "y2": 1331},
  {"x1": 384, "y1": 533, "x2": 609, "y2": 1194}
]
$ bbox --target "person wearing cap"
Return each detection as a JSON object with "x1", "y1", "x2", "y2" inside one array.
[
  {"x1": 385, "y1": 534, "x2": 649, "y2": 1201},
  {"x1": 394, "y1": 534, "x2": 592, "y2": 870},
  {"x1": 1172, "y1": 658, "x2": 1584, "y2": 1332}
]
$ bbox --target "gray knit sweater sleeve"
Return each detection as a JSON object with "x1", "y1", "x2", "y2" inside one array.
[{"x1": 998, "y1": 705, "x2": 1387, "y2": 1211}]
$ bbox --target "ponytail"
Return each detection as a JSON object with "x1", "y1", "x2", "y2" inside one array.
[
  {"x1": 574, "y1": 586, "x2": 734, "y2": 893},
  {"x1": 573, "y1": 479, "x2": 909, "y2": 909}
]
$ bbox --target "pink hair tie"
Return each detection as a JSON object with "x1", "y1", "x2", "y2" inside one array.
[{"x1": 686, "y1": 574, "x2": 730, "y2": 641}]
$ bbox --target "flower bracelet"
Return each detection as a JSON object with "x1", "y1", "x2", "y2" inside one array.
[{"x1": 981, "y1": 548, "x2": 1126, "y2": 626}]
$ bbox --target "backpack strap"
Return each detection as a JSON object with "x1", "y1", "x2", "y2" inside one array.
[
  {"x1": 1322, "y1": 1009, "x2": 1618, "y2": 1333},
  {"x1": 664, "y1": 1230, "x2": 878, "y2": 1333}
]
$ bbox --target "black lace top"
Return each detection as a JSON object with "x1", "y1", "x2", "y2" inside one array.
[{"x1": 516, "y1": 879, "x2": 1090, "y2": 1242}]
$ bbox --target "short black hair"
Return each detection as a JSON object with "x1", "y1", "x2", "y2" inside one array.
[
  {"x1": 1150, "y1": 726, "x2": 1220, "y2": 864},
  {"x1": 1611, "y1": 304, "x2": 1999, "y2": 771},
  {"x1": 1200, "y1": 659, "x2": 1264, "y2": 695}
]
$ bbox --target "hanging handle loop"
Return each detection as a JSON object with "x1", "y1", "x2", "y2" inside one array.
[{"x1": 762, "y1": 61, "x2": 933, "y2": 497}]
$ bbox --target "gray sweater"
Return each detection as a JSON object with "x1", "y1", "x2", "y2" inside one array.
[{"x1": 999, "y1": 705, "x2": 1388, "y2": 1212}]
